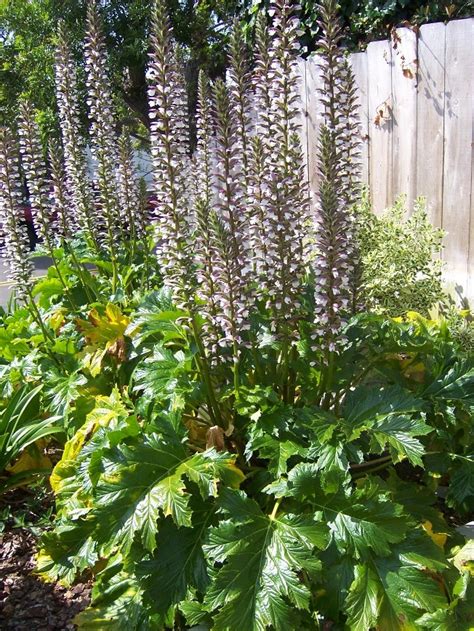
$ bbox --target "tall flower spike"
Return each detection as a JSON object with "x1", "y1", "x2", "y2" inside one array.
[
  {"x1": 254, "y1": 13, "x2": 273, "y2": 140},
  {"x1": 17, "y1": 101, "x2": 53, "y2": 246},
  {"x1": 213, "y1": 79, "x2": 247, "y2": 261},
  {"x1": 258, "y1": 0, "x2": 309, "y2": 335},
  {"x1": 48, "y1": 138, "x2": 72, "y2": 241},
  {"x1": 55, "y1": 20, "x2": 98, "y2": 249},
  {"x1": 338, "y1": 56, "x2": 364, "y2": 313},
  {"x1": 84, "y1": 0, "x2": 122, "y2": 252},
  {"x1": 312, "y1": 0, "x2": 361, "y2": 350},
  {"x1": 147, "y1": 0, "x2": 195, "y2": 309},
  {"x1": 227, "y1": 20, "x2": 253, "y2": 193},
  {"x1": 338, "y1": 57, "x2": 362, "y2": 207},
  {"x1": 209, "y1": 209, "x2": 249, "y2": 361},
  {"x1": 212, "y1": 78, "x2": 251, "y2": 354},
  {"x1": 116, "y1": 128, "x2": 143, "y2": 241},
  {"x1": 194, "y1": 71, "x2": 223, "y2": 361},
  {"x1": 248, "y1": 14, "x2": 272, "y2": 284},
  {"x1": 0, "y1": 128, "x2": 33, "y2": 301}
]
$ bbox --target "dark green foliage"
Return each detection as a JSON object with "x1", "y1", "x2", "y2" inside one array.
[
  {"x1": 34, "y1": 301, "x2": 474, "y2": 630},
  {"x1": 0, "y1": 0, "x2": 249, "y2": 132}
]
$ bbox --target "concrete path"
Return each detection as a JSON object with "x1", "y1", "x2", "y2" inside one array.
[{"x1": 0, "y1": 257, "x2": 52, "y2": 308}]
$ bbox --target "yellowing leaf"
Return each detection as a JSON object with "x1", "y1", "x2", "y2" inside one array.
[
  {"x1": 422, "y1": 521, "x2": 447, "y2": 548},
  {"x1": 51, "y1": 390, "x2": 129, "y2": 492},
  {"x1": 49, "y1": 309, "x2": 66, "y2": 332},
  {"x1": 81, "y1": 347, "x2": 107, "y2": 377},
  {"x1": 76, "y1": 303, "x2": 130, "y2": 347},
  {"x1": 7, "y1": 441, "x2": 52, "y2": 475},
  {"x1": 105, "y1": 303, "x2": 126, "y2": 324}
]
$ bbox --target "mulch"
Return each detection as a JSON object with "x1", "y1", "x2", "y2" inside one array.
[{"x1": 0, "y1": 528, "x2": 91, "y2": 630}]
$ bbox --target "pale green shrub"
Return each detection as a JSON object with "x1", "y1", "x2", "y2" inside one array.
[{"x1": 355, "y1": 191, "x2": 445, "y2": 316}]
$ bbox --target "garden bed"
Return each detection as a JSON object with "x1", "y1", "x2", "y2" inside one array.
[{"x1": 0, "y1": 490, "x2": 91, "y2": 630}]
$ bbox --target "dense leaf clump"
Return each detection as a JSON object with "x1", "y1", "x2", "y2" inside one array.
[
  {"x1": 35, "y1": 305, "x2": 474, "y2": 630},
  {"x1": 355, "y1": 192, "x2": 445, "y2": 316}
]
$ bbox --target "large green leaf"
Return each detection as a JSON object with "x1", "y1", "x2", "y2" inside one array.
[
  {"x1": 138, "y1": 502, "x2": 215, "y2": 614},
  {"x1": 245, "y1": 431, "x2": 306, "y2": 476},
  {"x1": 288, "y1": 463, "x2": 408, "y2": 556},
  {"x1": 423, "y1": 360, "x2": 474, "y2": 402},
  {"x1": 127, "y1": 289, "x2": 188, "y2": 345},
  {"x1": 93, "y1": 436, "x2": 243, "y2": 554},
  {"x1": 345, "y1": 554, "x2": 448, "y2": 631},
  {"x1": 416, "y1": 571, "x2": 474, "y2": 630},
  {"x1": 447, "y1": 454, "x2": 474, "y2": 509},
  {"x1": 45, "y1": 367, "x2": 88, "y2": 415},
  {"x1": 132, "y1": 345, "x2": 194, "y2": 409},
  {"x1": 371, "y1": 415, "x2": 431, "y2": 466},
  {"x1": 73, "y1": 558, "x2": 160, "y2": 630},
  {"x1": 345, "y1": 564, "x2": 380, "y2": 631},
  {"x1": 37, "y1": 524, "x2": 98, "y2": 585},
  {"x1": 204, "y1": 489, "x2": 328, "y2": 631},
  {"x1": 344, "y1": 385, "x2": 423, "y2": 427}
]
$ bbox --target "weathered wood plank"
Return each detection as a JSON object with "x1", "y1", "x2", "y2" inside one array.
[
  {"x1": 296, "y1": 58, "x2": 309, "y2": 188},
  {"x1": 469, "y1": 114, "x2": 474, "y2": 302},
  {"x1": 367, "y1": 39, "x2": 394, "y2": 213},
  {"x1": 469, "y1": 21, "x2": 474, "y2": 302},
  {"x1": 442, "y1": 18, "x2": 473, "y2": 297},
  {"x1": 351, "y1": 52, "x2": 369, "y2": 186},
  {"x1": 416, "y1": 22, "x2": 446, "y2": 228},
  {"x1": 304, "y1": 55, "x2": 325, "y2": 208},
  {"x1": 391, "y1": 26, "x2": 418, "y2": 208}
]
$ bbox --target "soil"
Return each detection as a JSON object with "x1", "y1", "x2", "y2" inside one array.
[{"x1": 0, "y1": 488, "x2": 91, "y2": 631}]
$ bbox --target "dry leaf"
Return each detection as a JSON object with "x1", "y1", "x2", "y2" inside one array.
[{"x1": 206, "y1": 425, "x2": 225, "y2": 451}]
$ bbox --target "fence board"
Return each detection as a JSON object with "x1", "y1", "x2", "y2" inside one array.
[
  {"x1": 304, "y1": 56, "x2": 325, "y2": 208},
  {"x1": 351, "y1": 52, "x2": 370, "y2": 186},
  {"x1": 391, "y1": 27, "x2": 418, "y2": 208},
  {"x1": 441, "y1": 18, "x2": 473, "y2": 295},
  {"x1": 367, "y1": 39, "x2": 393, "y2": 214},
  {"x1": 469, "y1": 21, "x2": 474, "y2": 301},
  {"x1": 415, "y1": 22, "x2": 446, "y2": 228},
  {"x1": 469, "y1": 123, "x2": 474, "y2": 301},
  {"x1": 292, "y1": 19, "x2": 474, "y2": 302},
  {"x1": 296, "y1": 58, "x2": 309, "y2": 187}
]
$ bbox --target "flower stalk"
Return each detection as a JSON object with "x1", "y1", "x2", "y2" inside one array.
[
  {"x1": 312, "y1": 0, "x2": 361, "y2": 360},
  {"x1": 17, "y1": 102, "x2": 75, "y2": 307},
  {"x1": 54, "y1": 20, "x2": 99, "y2": 254}
]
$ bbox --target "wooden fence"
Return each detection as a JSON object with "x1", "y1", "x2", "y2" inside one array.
[{"x1": 297, "y1": 17, "x2": 474, "y2": 303}]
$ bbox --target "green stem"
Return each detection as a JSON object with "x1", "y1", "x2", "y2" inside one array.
[
  {"x1": 352, "y1": 460, "x2": 393, "y2": 479},
  {"x1": 233, "y1": 339, "x2": 240, "y2": 400},
  {"x1": 24, "y1": 287, "x2": 61, "y2": 367},
  {"x1": 66, "y1": 243, "x2": 96, "y2": 304},
  {"x1": 350, "y1": 454, "x2": 393, "y2": 471},
  {"x1": 287, "y1": 345, "x2": 298, "y2": 405},
  {"x1": 190, "y1": 316, "x2": 222, "y2": 429},
  {"x1": 26, "y1": 287, "x2": 54, "y2": 344},
  {"x1": 250, "y1": 340, "x2": 265, "y2": 383},
  {"x1": 277, "y1": 325, "x2": 293, "y2": 403},
  {"x1": 46, "y1": 240, "x2": 77, "y2": 311},
  {"x1": 321, "y1": 349, "x2": 336, "y2": 409},
  {"x1": 108, "y1": 240, "x2": 118, "y2": 295},
  {"x1": 269, "y1": 498, "x2": 282, "y2": 520}
]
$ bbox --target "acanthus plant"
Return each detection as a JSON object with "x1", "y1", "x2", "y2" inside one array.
[
  {"x1": 0, "y1": 0, "x2": 159, "y2": 324},
  {"x1": 36, "y1": 0, "x2": 474, "y2": 630}
]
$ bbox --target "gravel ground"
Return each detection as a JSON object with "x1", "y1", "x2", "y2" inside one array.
[{"x1": 0, "y1": 528, "x2": 91, "y2": 630}]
